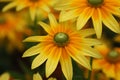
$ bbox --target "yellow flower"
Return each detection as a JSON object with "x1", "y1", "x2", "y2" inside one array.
[
  {"x1": 0, "y1": 12, "x2": 31, "y2": 52},
  {"x1": 22, "y1": 14, "x2": 101, "y2": 80},
  {"x1": 33, "y1": 73, "x2": 57, "y2": 80},
  {"x1": 93, "y1": 44, "x2": 120, "y2": 80},
  {"x1": 0, "y1": 72, "x2": 10, "y2": 80},
  {"x1": 55, "y1": 0, "x2": 120, "y2": 38},
  {"x1": 2, "y1": 0, "x2": 58, "y2": 21}
]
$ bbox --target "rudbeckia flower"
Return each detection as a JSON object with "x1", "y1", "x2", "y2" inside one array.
[
  {"x1": 22, "y1": 13, "x2": 101, "y2": 80},
  {"x1": 2, "y1": 0, "x2": 58, "y2": 21},
  {"x1": 33, "y1": 73, "x2": 57, "y2": 80},
  {"x1": 0, "y1": 12, "x2": 31, "y2": 52},
  {"x1": 93, "y1": 44, "x2": 120, "y2": 80},
  {"x1": 55, "y1": 0, "x2": 120, "y2": 38}
]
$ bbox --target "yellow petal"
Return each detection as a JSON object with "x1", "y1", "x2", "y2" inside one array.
[
  {"x1": 38, "y1": 21, "x2": 51, "y2": 34},
  {"x1": 103, "y1": 5, "x2": 120, "y2": 16},
  {"x1": 46, "y1": 47, "x2": 62, "y2": 77},
  {"x1": 55, "y1": 0, "x2": 75, "y2": 10},
  {"x1": 116, "y1": 70, "x2": 120, "y2": 80},
  {"x1": 48, "y1": 13, "x2": 58, "y2": 27},
  {"x1": 103, "y1": 64, "x2": 115, "y2": 78},
  {"x1": 81, "y1": 46, "x2": 102, "y2": 58},
  {"x1": 32, "y1": 53, "x2": 48, "y2": 69},
  {"x1": 77, "y1": 7, "x2": 94, "y2": 30},
  {"x1": 31, "y1": 44, "x2": 54, "y2": 69},
  {"x1": 16, "y1": 3, "x2": 27, "y2": 11},
  {"x1": 92, "y1": 8, "x2": 102, "y2": 38},
  {"x1": 23, "y1": 36, "x2": 46, "y2": 42},
  {"x1": 82, "y1": 38, "x2": 102, "y2": 46},
  {"x1": 65, "y1": 45, "x2": 91, "y2": 70},
  {"x1": 79, "y1": 28, "x2": 95, "y2": 37},
  {"x1": 22, "y1": 44, "x2": 41, "y2": 57},
  {"x1": 41, "y1": 4, "x2": 50, "y2": 12},
  {"x1": 2, "y1": 1, "x2": 17, "y2": 12},
  {"x1": 29, "y1": 7, "x2": 36, "y2": 21},
  {"x1": 60, "y1": 50, "x2": 73, "y2": 80},
  {"x1": 59, "y1": 9, "x2": 80, "y2": 22},
  {"x1": 102, "y1": 11, "x2": 120, "y2": 33},
  {"x1": 33, "y1": 73, "x2": 42, "y2": 80},
  {"x1": 0, "y1": 72, "x2": 10, "y2": 80}
]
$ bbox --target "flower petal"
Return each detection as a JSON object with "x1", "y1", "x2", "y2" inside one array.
[
  {"x1": 33, "y1": 73, "x2": 43, "y2": 80},
  {"x1": 81, "y1": 46, "x2": 102, "y2": 58},
  {"x1": 2, "y1": 1, "x2": 17, "y2": 12},
  {"x1": 32, "y1": 52, "x2": 48, "y2": 69},
  {"x1": 23, "y1": 36, "x2": 47, "y2": 42},
  {"x1": 29, "y1": 7, "x2": 36, "y2": 21},
  {"x1": 103, "y1": 64, "x2": 115, "y2": 78},
  {"x1": 77, "y1": 7, "x2": 94, "y2": 30},
  {"x1": 38, "y1": 21, "x2": 51, "y2": 34},
  {"x1": 82, "y1": 38, "x2": 102, "y2": 46},
  {"x1": 79, "y1": 28, "x2": 95, "y2": 37},
  {"x1": 16, "y1": 3, "x2": 27, "y2": 11},
  {"x1": 102, "y1": 11, "x2": 120, "y2": 33},
  {"x1": 65, "y1": 45, "x2": 91, "y2": 70},
  {"x1": 22, "y1": 44, "x2": 41, "y2": 57},
  {"x1": 92, "y1": 8, "x2": 102, "y2": 38},
  {"x1": 59, "y1": 9, "x2": 81, "y2": 22},
  {"x1": 46, "y1": 47, "x2": 62, "y2": 77},
  {"x1": 31, "y1": 44, "x2": 54, "y2": 69},
  {"x1": 48, "y1": 13, "x2": 58, "y2": 27},
  {"x1": 60, "y1": 49, "x2": 73, "y2": 80}
]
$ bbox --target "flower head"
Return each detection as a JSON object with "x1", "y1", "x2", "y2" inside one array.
[
  {"x1": 55, "y1": 0, "x2": 120, "y2": 38},
  {"x1": 0, "y1": 12, "x2": 31, "y2": 52},
  {"x1": 22, "y1": 14, "x2": 101, "y2": 80},
  {"x1": 93, "y1": 44, "x2": 120, "y2": 80},
  {"x1": 2, "y1": 0, "x2": 58, "y2": 21}
]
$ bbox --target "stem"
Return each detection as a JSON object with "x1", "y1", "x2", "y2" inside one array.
[{"x1": 87, "y1": 57, "x2": 93, "y2": 80}]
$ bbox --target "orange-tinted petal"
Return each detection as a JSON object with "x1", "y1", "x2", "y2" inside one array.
[
  {"x1": 65, "y1": 44, "x2": 91, "y2": 70},
  {"x1": 92, "y1": 8, "x2": 102, "y2": 38},
  {"x1": 46, "y1": 47, "x2": 62, "y2": 77},
  {"x1": 60, "y1": 49, "x2": 73, "y2": 80},
  {"x1": 77, "y1": 7, "x2": 94, "y2": 30},
  {"x1": 102, "y1": 10, "x2": 120, "y2": 33}
]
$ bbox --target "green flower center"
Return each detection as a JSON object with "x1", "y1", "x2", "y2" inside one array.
[
  {"x1": 106, "y1": 50, "x2": 120, "y2": 63},
  {"x1": 54, "y1": 32, "x2": 69, "y2": 46},
  {"x1": 88, "y1": 0, "x2": 104, "y2": 6}
]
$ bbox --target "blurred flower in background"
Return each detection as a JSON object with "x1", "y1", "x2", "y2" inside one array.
[
  {"x1": 0, "y1": 11, "x2": 32, "y2": 52},
  {"x1": 92, "y1": 42, "x2": 120, "y2": 80},
  {"x1": 2, "y1": 0, "x2": 59, "y2": 21},
  {"x1": 55, "y1": 0, "x2": 120, "y2": 38}
]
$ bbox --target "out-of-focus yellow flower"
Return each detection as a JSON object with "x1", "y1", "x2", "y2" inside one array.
[
  {"x1": 22, "y1": 13, "x2": 101, "y2": 80},
  {"x1": 0, "y1": 12, "x2": 32, "y2": 52},
  {"x1": 2, "y1": 0, "x2": 58, "y2": 21},
  {"x1": 55, "y1": 0, "x2": 120, "y2": 38},
  {"x1": 93, "y1": 44, "x2": 120, "y2": 80},
  {"x1": 33, "y1": 73, "x2": 57, "y2": 80},
  {"x1": 0, "y1": 72, "x2": 10, "y2": 80}
]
